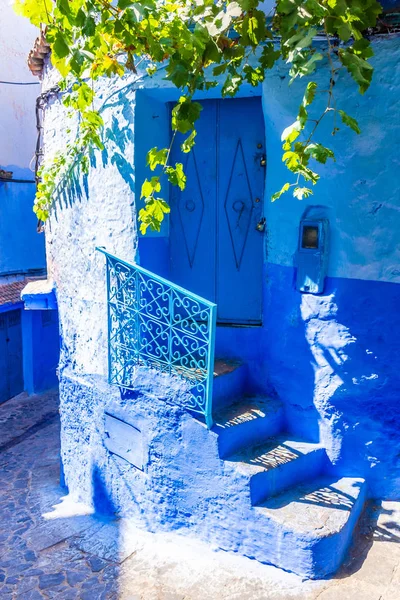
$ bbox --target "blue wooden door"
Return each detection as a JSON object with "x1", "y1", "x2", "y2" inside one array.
[
  {"x1": 0, "y1": 309, "x2": 23, "y2": 403},
  {"x1": 170, "y1": 97, "x2": 265, "y2": 324}
]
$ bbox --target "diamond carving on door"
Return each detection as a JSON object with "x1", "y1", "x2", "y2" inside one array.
[
  {"x1": 224, "y1": 139, "x2": 254, "y2": 270},
  {"x1": 177, "y1": 150, "x2": 204, "y2": 267}
]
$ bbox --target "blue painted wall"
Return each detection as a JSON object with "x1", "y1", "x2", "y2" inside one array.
[
  {"x1": 0, "y1": 10, "x2": 55, "y2": 402},
  {"x1": 135, "y1": 91, "x2": 170, "y2": 279},
  {"x1": 22, "y1": 309, "x2": 60, "y2": 395},
  {"x1": 0, "y1": 166, "x2": 46, "y2": 276},
  {"x1": 263, "y1": 265, "x2": 400, "y2": 498}
]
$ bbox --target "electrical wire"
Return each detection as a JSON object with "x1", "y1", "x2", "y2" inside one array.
[{"x1": 0, "y1": 80, "x2": 40, "y2": 86}]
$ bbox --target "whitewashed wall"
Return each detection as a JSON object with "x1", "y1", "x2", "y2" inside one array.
[{"x1": 0, "y1": 1, "x2": 39, "y2": 173}]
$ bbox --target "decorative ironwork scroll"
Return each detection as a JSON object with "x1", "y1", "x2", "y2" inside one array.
[{"x1": 97, "y1": 248, "x2": 217, "y2": 428}]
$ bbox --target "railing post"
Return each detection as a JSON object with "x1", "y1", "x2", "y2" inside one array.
[
  {"x1": 168, "y1": 287, "x2": 173, "y2": 376},
  {"x1": 134, "y1": 268, "x2": 140, "y2": 364},
  {"x1": 205, "y1": 303, "x2": 217, "y2": 429},
  {"x1": 105, "y1": 255, "x2": 112, "y2": 385}
]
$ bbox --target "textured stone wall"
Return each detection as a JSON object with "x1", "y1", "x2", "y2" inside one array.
[
  {"x1": 42, "y1": 76, "x2": 138, "y2": 377},
  {"x1": 42, "y1": 34, "x2": 400, "y2": 503}
]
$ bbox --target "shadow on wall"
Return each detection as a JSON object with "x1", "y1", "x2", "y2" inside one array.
[
  {"x1": 260, "y1": 263, "x2": 322, "y2": 442},
  {"x1": 92, "y1": 464, "x2": 118, "y2": 516},
  {"x1": 266, "y1": 263, "x2": 400, "y2": 499},
  {"x1": 50, "y1": 97, "x2": 135, "y2": 221},
  {"x1": 313, "y1": 276, "x2": 400, "y2": 498},
  {"x1": 101, "y1": 110, "x2": 135, "y2": 193},
  {"x1": 52, "y1": 167, "x2": 89, "y2": 221}
]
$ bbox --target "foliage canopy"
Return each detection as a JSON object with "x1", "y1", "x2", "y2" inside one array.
[{"x1": 15, "y1": 0, "x2": 383, "y2": 232}]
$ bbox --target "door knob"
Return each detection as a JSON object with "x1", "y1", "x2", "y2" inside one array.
[{"x1": 256, "y1": 217, "x2": 266, "y2": 232}]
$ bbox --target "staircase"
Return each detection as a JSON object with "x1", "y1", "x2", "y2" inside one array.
[
  {"x1": 97, "y1": 250, "x2": 367, "y2": 578},
  {"x1": 207, "y1": 359, "x2": 367, "y2": 579}
]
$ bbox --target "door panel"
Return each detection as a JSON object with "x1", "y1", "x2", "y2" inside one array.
[
  {"x1": 169, "y1": 97, "x2": 265, "y2": 325},
  {"x1": 217, "y1": 97, "x2": 265, "y2": 324},
  {"x1": 0, "y1": 309, "x2": 23, "y2": 403},
  {"x1": 170, "y1": 101, "x2": 217, "y2": 302},
  {"x1": 0, "y1": 314, "x2": 8, "y2": 403},
  {"x1": 7, "y1": 310, "x2": 23, "y2": 399}
]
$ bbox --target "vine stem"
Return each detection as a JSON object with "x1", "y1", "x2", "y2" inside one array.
[{"x1": 297, "y1": 18, "x2": 339, "y2": 174}]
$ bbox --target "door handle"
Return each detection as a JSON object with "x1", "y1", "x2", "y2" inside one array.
[{"x1": 255, "y1": 217, "x2": 266, "y2": 232}]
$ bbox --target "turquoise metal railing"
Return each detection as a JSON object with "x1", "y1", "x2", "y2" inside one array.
[{"x1": 97, "y1": 248, "x2": 217, "y2": 428}]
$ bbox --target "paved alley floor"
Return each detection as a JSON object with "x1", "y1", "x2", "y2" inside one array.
[{"x1": 0, "y1": 390, "x2": 399, "y2": 600}]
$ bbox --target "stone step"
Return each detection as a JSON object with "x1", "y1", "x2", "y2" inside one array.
[
  {"x1": 213, "y1": 395, "x2": 284, "y2": 458},
  {"x1": 226, "y1": 436, "x2": 327, "y2": 504},
  {"x1": 251, "y1": 476, "x2": 367, "y2": 578},
  {"x1": 212, "y1": 359, "x2": 247, "y2": 411}
]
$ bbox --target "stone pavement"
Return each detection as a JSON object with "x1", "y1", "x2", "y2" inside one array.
[{"x1": 0, "y1": 389, "x2": 399, "y2": 600}]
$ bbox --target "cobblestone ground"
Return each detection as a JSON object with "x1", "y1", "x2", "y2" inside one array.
[
  {"x1": 0, "y1": 390, "x2": 399, "y2": 600},
  {"x1": 0, "y1": 390, "x2": 120, "y2": 599}
]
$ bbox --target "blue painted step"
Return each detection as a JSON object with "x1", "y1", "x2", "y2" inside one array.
[
  {"x1": 212, "y1": 359, "x2": 247, "y2": 411},
  {"x1": 226, "y1": 436, "x2": 327, "y2": 505},
  {"x1": 251, "y1": 476, "x2": 367, "y2": 578},
  {"x1": 213, "y1": 396, "x2": 284, "y2": 458}
]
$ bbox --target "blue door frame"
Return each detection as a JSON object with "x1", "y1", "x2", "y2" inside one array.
[{"x1": 170, "y1": 97, "x2": 265, "y2": 325}]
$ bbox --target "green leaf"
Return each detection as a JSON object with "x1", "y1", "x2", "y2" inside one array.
[
  {"x1": 171, "y1": 97, "x2": 202, "y2": 134},
  {"x1": 352, "y1": 39, "x2": 374, "y2": 59},
  {"x1": 272, "y1": 182, "x2": 290, "y2": 202},
  {"x1": 146, "y1": 147, "x2": 168, "y2": 171},
  {"x1": 243, "y1": 65, "x2": 264, "y2": 86},
  {"x1": 292, "y1": 52, "x2": 324, "y2": 79},
  {"x1": 298, "y1": 105, "x2": 308, "y2": 128},
  {"x1": 118, "y1": 0, "x2": 133, "y2": 9},
  {"x1": 213, "y1": 63, "x2": 228, "y2": 77},
  {"x1": 259, "y1": 43, "x2": 280, "y2": 70},
  {"x1": 338, "y1": 110, "x2": 361, "y2": 134},
  {"x1": 166, "y1": 163, "x2": 186, "y2": 190},
  {"x1": 296, "y1": 165, "x2": 320, "y2": 184},
  {"x1": 139, "y1": 197, "x2": 170, "y2": 234},
  {"x1": 282, "y1": 150, "x2": 300, "y2": 169},
  {"x1": 281, "y1": 121, "x2": 301, "y2": 143},
  {"x1": 181, "y1": 131, "x2": 197, "y2": 153},
  {"x1": 293, "y1": 187, "x2": 313, "y2": 199},
  {"x1": 14, "y1": 0, "x2": 50, "y2": 26},
  {"x1": 77, "y1": 83, "x2": 94, "y2": 110},
  {"x1": 285, "y1": 28, "x2": 317, "y2": 53},
  {"x1": 303, "y1": 81, "x2": 317, "y2": 107},
  {"x1": 82, "y1": 16, "x2": 96, "y2": 37},
  {"x1": 84, "y1": 111, "x2": 104, "y2": 129},
  {"x1": 166, "y1": 63, "x2": 190, "y2": 88},
  {"x1": 53, "y1": 32, "x2": 70, "y2": 59},
  {"x1": 304, "y1": 143, "x2": 335, "y2": 164},
  {"x1": 222, "y1": 74, "x2": 243, "y2": 97},
  {"x1": 339, "y1": 49, "x2": 373, "y2": 94},
  {"x1": 246, "y1": 11, "x2": 266, "y2": 45},
  {"x1": 57, "y1": 0, "x2": 72, "y2": 19},
  {"x1": 141, "y1": 177, "x2": 161, "y2": 199}
]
